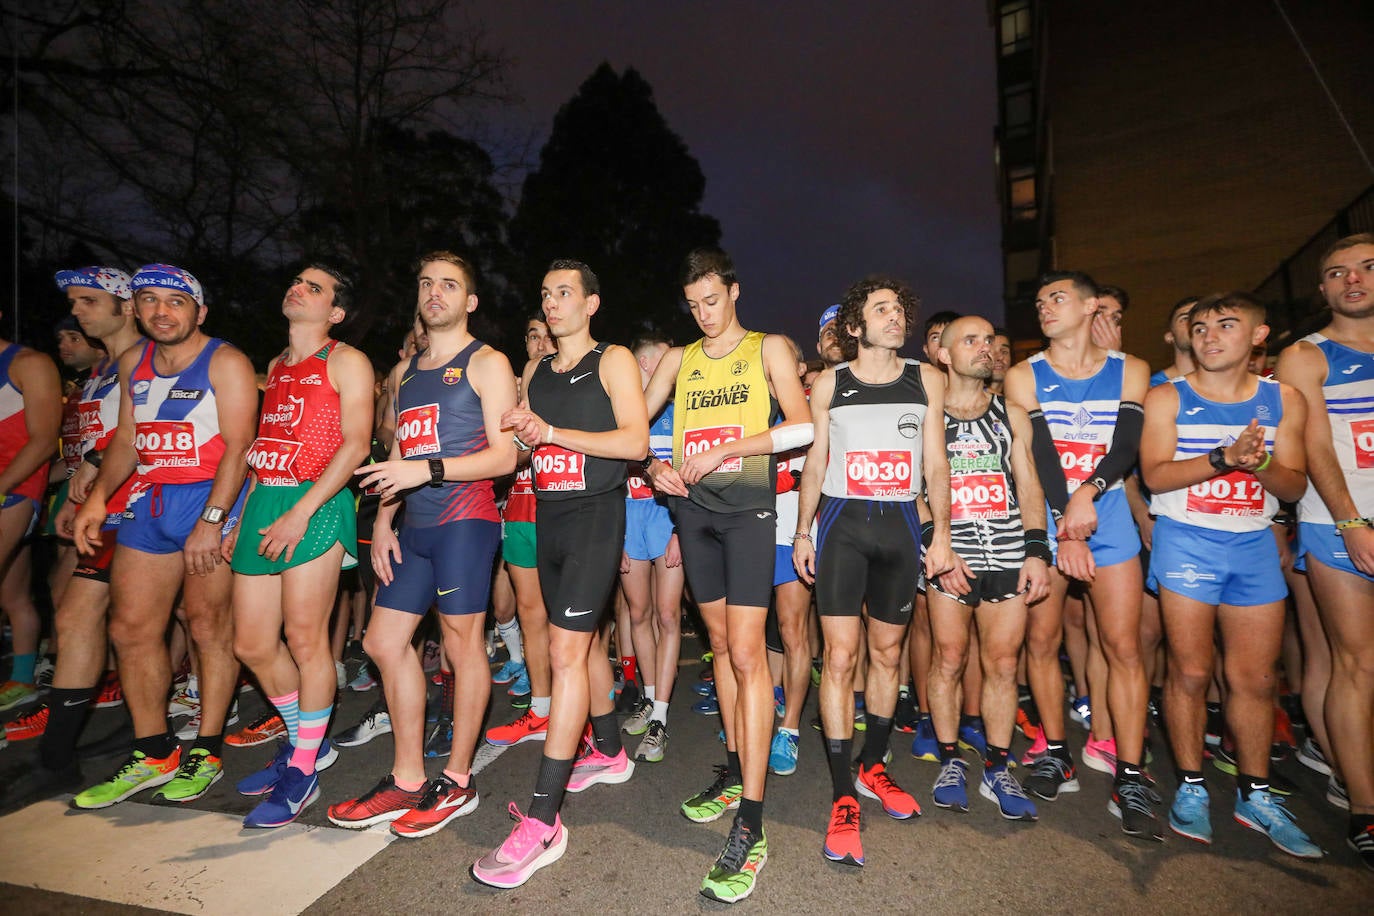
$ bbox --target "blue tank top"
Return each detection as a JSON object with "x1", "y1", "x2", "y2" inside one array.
[
  {"x1": 1029, "y1": 350, "x2": 1126, "y2": 494},
  {"x1": 1296, "y1": 334, "x2": 1374, "y2": 524}
]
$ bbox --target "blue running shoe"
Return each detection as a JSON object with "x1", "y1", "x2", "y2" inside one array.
[
  {"x1": 694, "y1": 696, "x2": 720, "y2": 716},
  {"x1": 911, "y1": 716, "x2": 939, "y2": 762},
  {"x1": 425, "y1": 717, "x2": 453, "y2": 758},
  {"x1": 236, "y1": 739, "x2": 336, "y2": 797},
  {"x1": 507, "y1": 666, "x2": 531, "y2": 697},
  {"x1": 1069, "y1": 695, "x2": 1091, "y2": 730},
  {"x1": 773, "y1": 686, "x2": 785, "y2": 719},
  {"x1": 958, "y1": 717, "x2": 988, "y2": 759},
  {"x1": 768, "y1": 730, "x2": 798, "y2": 776},
  {"x1": 491, "y1": 658, "x2": 523, "y2": 685},
  {"x1": 979, "y1": 766, "x2": 1037, "y2": 821},
  {"x1": 243, "y1": 766, "x2": 319, "y2": 828},
  {"x1": 932, "y1": 758, "x2": 969, "y2": 811},
  {"x1": 1233, "y1": 789, "x2": 1323, "y2": 859},
  {"x1": 692, "y1": 681, "x2": 715, "y2": 698},
  {"x1": 1169, "y1": 783, "x2": 1212, "y2": 844}
]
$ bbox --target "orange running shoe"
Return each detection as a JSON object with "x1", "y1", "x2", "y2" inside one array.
[
  {"x1": 822, "y1": 795, "x2": 864, "y2": 866},
  {"x1": 226, "y1": 711, "x2": 287, "y2": 748},
  {"x1": 4, "y1": 704, "x2": 49, "y2": 741},
  {"x1": 94, "y1": 672, "x2": 124, "y2": 709}
]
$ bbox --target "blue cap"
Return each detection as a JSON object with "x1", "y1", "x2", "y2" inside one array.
[
  {"x1": 819, "y1": 304, "x2": 840, "y2": 329},
  {"x1": 130, "y1": 264, "x2": 204, "y2": 307},
  {"x1": 54, "y1": 266, "x2": 133, "y2": 299}
]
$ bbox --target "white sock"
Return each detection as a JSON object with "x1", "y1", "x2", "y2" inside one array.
[
  {"x1": 644, "y1": 685, "x2": 656, "y2": 702},
  {"x1": 496, "y1": 618, "x2": 524, "y2": 665},
  {"x1": 779, "y1": 726, "x2": 799, "y2": 737},
  {"x1": 532, "y1": 696, "x2": 551, "y2": 717},
  {"x1": 651, "y1": 700, "x2": 670, "y2": 724}
]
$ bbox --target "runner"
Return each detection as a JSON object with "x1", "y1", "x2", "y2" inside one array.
[
  {"x1": 327, "y1": 251, "x2": 515, "y2": 839},
  {"x1": 230, "y1": 264, "x2": 373, "y2": 827},
  {"x1": 1142, "y1": 291, "x2": 1320, "y2": 858},
  {"x1": 472, "y1": 259, "x2": 647, "y2": 888},
  {"x1": 641, "y1": 248, "x2": 812, "y2": 902},
  {"x1": 70, "y1": 264, "x2": 257, "y2": 808},
  {"x1": 794, "y1": 276, "x2": 955, "y2": 867}
]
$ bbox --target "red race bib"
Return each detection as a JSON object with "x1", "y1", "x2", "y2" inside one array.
[
  {"x1": 951, "y1": 472, "x2": 1010, "y2": 521},
  {"x1": 134, "y1": 420, "x2": 198, "y2": 469},
  {"x1": 396, "y1": 403, "x2": 441, "y2": 458},
  {"x1": 626, "y1": 470, "x2": 654, "y2": 499},
  {"x1": 246, "y1": 437, "x2": 303, "y2": 487},
  {"x1": 1057, "y1": 440, "x2": 1106, "y2": 489},
  {"x1": 844, "y1": 449, "x2": 914, "y2": 498},
  {"x1": 533, "y1": 445, "x2": 586, "y2": 492},
  {"x1": 683, "y1": 425, "x2": 743, "y2": 474},
  {"x1": 1186, "y1": 470, "x2": 1266, "y2": 517},
  {"x1": 1351, "y1": 418, "x2": 1374, "y2": 469}
]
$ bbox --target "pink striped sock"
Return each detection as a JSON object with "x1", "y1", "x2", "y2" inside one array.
[{"x1": 290, "y1": 706, "x2": 331, "y2": 775}]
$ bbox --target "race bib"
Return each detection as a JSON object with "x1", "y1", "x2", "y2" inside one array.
[
  {"x1": 683, "y1": 425, "x2": 743, "y2": 474},
  {"x1": 533, "y1": 445, "x2": 586, "y2": 492},
  {"x1": 1186, "y1": 471, "x2": 1266, "y2": 517},
  {"x1": 626, "y1": 470, "x2": 653, "y2": 499},
  {"x1": 1351, "y1": 418, "x2": 1374, "y2": 469},
  {"x1": 78, "y1": 400, "x2": 105, "y2": 443},
  {"x1": 1057, "y1": 440, "x2": 1106, "y2": 490},
  {"x1": 246, "y1": 437, "x2": 303, "y2": 487},
  {"x1": 951, "y1": 472, "x2": 1010, "y2": 521},
  {"x1": 844, "y1": 449, "x2": 914, "y2": 498},
  {"x1": 509, "y1": 467, "x2": 535, "y2": 497},
  {"x1": 396, "y1": 403, "x2": 441, "y2": 458},
  {"x1": 134, "y1": 420, "x2": 198, "y2": 469}
]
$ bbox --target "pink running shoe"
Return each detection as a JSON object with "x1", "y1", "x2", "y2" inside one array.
[
  {"x1": 1020, "y1": 731, "x2": 1048, "y2": 766},
  {"x1": 470, "y1": 803, "x2": 567, "y2": 888},
  {"x1": 1083, "y1": 736, "x2": 1118, "y2": 775},
  {"x1": 566, "y1": 748, "x2": 635, "y2": 793}
]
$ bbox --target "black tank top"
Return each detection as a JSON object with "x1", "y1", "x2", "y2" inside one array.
[{"x1": 527, "y1": 344, "x2": 626, "y2": 501}]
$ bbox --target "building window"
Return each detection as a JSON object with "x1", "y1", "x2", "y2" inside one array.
[
  {"x1": 1002, "y1": 82, "x2": 1033, "y2": 138},
  {"x1": 1000, "y1": 1, "x2": 1032, "y2": 56},
  {"x1": 1008, "y1": 165, "x2": 1036, "y2": 222}
]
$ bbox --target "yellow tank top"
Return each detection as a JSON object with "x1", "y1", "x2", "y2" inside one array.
[{"x1": 672, "y1": 331, "x2": 776, "y2": 513}]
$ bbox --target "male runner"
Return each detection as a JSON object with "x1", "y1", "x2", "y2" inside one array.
[
  {"x1": 71, "y1": 264, "x2": 257, "y2": 807},
  {"x1": 1276, "y1": 232, "x2": 1374, "y2": 869},
  {"x1": 642, "y1": 248, "x2": 811, "y2": 903},
  {"x1": 48, "y1": 317, "x2": 105, "y2": 595},
  {"x1": 230, "y1": 264, "x2": 373, "y2": 827},
  {"x1": 1007, "y1": 271, "x2": 1157, "y2": 839},
  {"x1": 927, "y1": 315, "x2": 1048, "y2": 820},
  {"x1": 988, "y1": 329, "x2": 1013, "y2": 396},
  {"x1": 793, "y1": 276, "x2": 955, "y2": 866},
  {"x1": 1142, "y1": 292, "x2": 1320, "y2": 858},
  {"x1": 327, "y1": 251, "x2": 515, "y2": 838},
  {"x1": 472, "y1": 259, "x2": 646, "y2": 888},
  {"x1": 1153, "y1": 296, "x2": 1200, "y2": 387}
]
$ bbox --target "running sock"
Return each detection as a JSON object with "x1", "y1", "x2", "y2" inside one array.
[
  {"x1": 496, "y1": 618, "x2": 524, "y2": 665},
  {"x1": 1115, "y1": 760, "x2": 1143, "y2": 784},
  {"x1": 1178, "y1": 768, "x2": 1205, "y2": 786},
  {"x1": 441, "y1": 669, "x2": 456, "y2": 718},
  {"x1": 1238, "y1": 773, "x2": 1270, "y2": 798},
  {"x1": 443, "y1": 768, "x2": 470, "y2": 788},
  {"x1": 191, "y1": 732, "x2": 223, "y2": 758},
  {"x1": 860, "y1": 714, "x2": 893, "y2": 767},
  {"x1": 738, "y1": 797, "x2": 764, "y2": 833},
  {"x1": 590, "y1": 711, "x2": 622, "y2": 757},
  {"x1": 290, "y1": 706, "x2": 331, "y2": 774},
  {"x1": 621, "y1": 656, "x2": 638, "y2": 686},
  {"x1": 651, "y1": 699, "x2": 670, "y2": 725},
  {"x1": 959, "y1": 712, "x2": 977, "y2": 729},
  {"x1": 644, "y1": 685, "x2": 656, "y2": 702},
  {"x1": 39, "y1": 685, "x2": 97, "y2": 770},
  {"x1": 827, "y1": 737, "x2": 854, "y2": 800},
  {"x1": 531, "y1": 696, "x2": 551, "y2": 717},
  {"x1": 10, "y1": 652, "x2": 36, "y2": 685},
  {"x1": 1351, "y1": 813, "x2": 1374, "y2": 832},
  {"x1": 135, "y1": 731, "x2": 178, "y2": 760},
  {"x1": 1046, "y1": 738, "x2": 1073, "y2": 765},
  {"x1": 939, "y1": 741, "x2": 960, "y2": 763},
  {"x1": 394, "y1": 775, "x2": 426, "y2": 792},
  {"x1": 529, "y1": 754, "x2": 574, "y2": 826},
  {"x1": 269, "y1": 690, "x2": 301, "y2": 746},
  {"x1": 985, "y1": 744, "x2": 1010, "y2": 770},
  {"x1": 726, "y1": 750, "x2": 743, "y2": 783}
]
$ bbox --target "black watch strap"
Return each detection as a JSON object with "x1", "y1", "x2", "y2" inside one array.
[
  {"x1": 1208, "y1": 446, "x2": 1231, "y2": 474},
  {"x1": 428, "y1": 458, "x2": 445, "y2": 487}
]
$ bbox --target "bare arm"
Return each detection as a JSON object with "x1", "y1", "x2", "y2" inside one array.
[
  {"x1": 791, "y1": 369, "x2": 834, "y2": 585},
  {"x1": 1277, "y1": 342, "x2": 1356, "y2": 517},
  {"x1": 920, "y1": 363, "x2": 955, "y2": 577},
  {"x1": 503, "y1": 345, "x2": 649, "y2": 461},
  {"x1": 642, "y1": 345, "x2": 683, "y2": 419}
]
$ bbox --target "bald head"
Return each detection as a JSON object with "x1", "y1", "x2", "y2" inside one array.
[{"x1": 939, "y1": 315, "x2": 997, "y2": 380}]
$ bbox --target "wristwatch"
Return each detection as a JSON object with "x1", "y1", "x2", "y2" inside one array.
[
  {"x1": 1207, "y1": 446, "x2": 1231, "y2": 474},
  {"x1": 200, "y1": 505, "x2": 225, "y2": 526},
  {"x1": 1087, "y1": 476, "x2": 1108, "y2": 497},
  {"x1": 428, "y1": 458, "x2": 445, "y2": 487}
]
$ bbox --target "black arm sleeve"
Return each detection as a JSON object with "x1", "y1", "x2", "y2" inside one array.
[
  {"x1": 1092, "y1": 401, "x2": 1144, "y2": 491},
  {"x1": 1029, "y1": 409, "x2": 1070, "y2": 517}
]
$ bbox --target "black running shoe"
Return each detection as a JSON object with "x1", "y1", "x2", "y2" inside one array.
[
  {"x1": 1349, "y1": 820, "x2": 1374, "y2": 873},
  {"x1": 1024, "y1": 755, "x2": 1079, "y2": 801},
  {"x1": 1110, "y1": 780, "x2": 1163, "y2": 842}
]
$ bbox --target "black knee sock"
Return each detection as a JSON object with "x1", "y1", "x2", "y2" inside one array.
[
  {"x1": 529, "y1": 754, "x2": 574, "y2": 826},
  {"x1": 826, "y1": 737, "x2": 853, "y2": 800},
  {"x1": 134, "y1": 731, "x2": 177, "y2": 759},
  {"x1": 860, "y1": 714, "x2": 893, "y2": 767},
  {"x1": 590, "y1": 712, "x2": 622, "y2": 757},
  {"x1": 737, "y1": 797, "x2": 763, "y2": 833},
  {"x1": 726, "y1": 749, "x2": 742, "y2": 782},
  {"x1": 192, "y1": 733, "x2": 223, "y2": 758},
  {"x1": 39, "y1": 686, "x2": 97, "y2": 770}
]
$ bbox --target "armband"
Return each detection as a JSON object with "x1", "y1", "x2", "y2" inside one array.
[
  {"x1": 1024, "y1": 537, "x2": 1053, "y2": 564},
  {"x1": 920, "y1": 521, "x2": 935, "y2": 549},
  {"x1": 791, "y1": 532, "x2": 813, "y2": 544},
  {"x1": 1254, "y1": 452, "x2": 1272, "y2": 473},
  {"x1": 83, "y1": 450, "x2": 103, "y2": 468},
  {"x1": 1335, "y1": 517, "x2": 1371, "y2": 532},
  {"x1": 770, "y1": 423, "x2": 814, "y2": 454}
]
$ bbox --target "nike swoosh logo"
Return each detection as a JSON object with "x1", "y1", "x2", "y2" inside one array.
[
  {"x1": 63, "y1": 698, "x2": 91, "y2": 707},
  {"x1": 1042, "y1": 385, "x2": 1059, "y2": 393},
  {"x1": 1185, "y1": 407, "x2": 1204, "y2": 415},
  {"x1": 287, "y1": 793, "x2": 308, "y2": 814},
  {"x1": 1343, "y1": 365, "x2": 1361, "y2": 374},
  {"x1": 571, "y1": 372, "x2": 593, "y2": 384},
  {"x1": 565, "y1": 607, "x2": 594, "y2": 617},
  {"x1": 437, "y1": 586, "x2": 460, "y2": 595}
]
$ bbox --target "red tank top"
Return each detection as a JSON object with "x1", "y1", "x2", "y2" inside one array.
[
  {"x1": 0, "y1": 345, "x2": 51, "y2": 501},
  {"x1": 247, "y1": 341, "x2": 344, "y2": 486}
]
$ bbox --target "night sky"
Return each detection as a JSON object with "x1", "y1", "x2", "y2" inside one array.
[{"x1": 467, "y1": 2, "x2": 1001, "y2": 354}]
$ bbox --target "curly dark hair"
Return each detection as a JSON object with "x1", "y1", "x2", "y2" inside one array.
[{"x1": 836, "y1": 275, "x2": 920, "y2": 362}]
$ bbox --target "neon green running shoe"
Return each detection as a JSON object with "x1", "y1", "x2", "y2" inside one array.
[
  {"x1": 681, "y1": 765, "x2": 743, "y2": 823},
  {"x1": 700, "y1": 815, "x2": 767, "y2": 904},
  {"x1": 73, "y1": 747, "x2": 182, "y2": 809},
  {"x1": 155, "y1": 748, "x2": 223, "y2": 803}
]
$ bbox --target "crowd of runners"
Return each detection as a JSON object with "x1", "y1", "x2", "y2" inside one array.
[{"x1": 0, "y1": 235, "x2": 1372, "y2": 902}]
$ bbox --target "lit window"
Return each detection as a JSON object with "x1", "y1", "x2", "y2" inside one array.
[
  {"x1": 1000, "y1": 1, "x2": 1032, "y2": 56},
  {"x1": 1008, "y1": 165, "x2": 1036, "y2": 221}
]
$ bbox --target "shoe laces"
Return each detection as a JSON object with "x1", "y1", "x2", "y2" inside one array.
[
  {"x1": 829, "y1": 799, "x2": 860, "y2": 831},
  {"x1": 502, "y1": 802, "x2": 553, "y2": 857},
  {"x1": 986, "y1": 767, "x2": 1026, "y2": 798},
  {"x1": 934, "y1": 759, "x2": 967, "y2": 791},
  {"x1": 1032, "y1": 754, "x2": 1072, "y2": 781},
  {"x1": 862, "y1": 763, "x2": 899, "y2": 796},
  {"x1": 1245, "y1": 790, "x2": 1297, "y2": 826},
  {"x1": 176, "y1": 751, "x2": 212, "y2": 778},
  {"x1": 716, "y1": 818, "x2": 758, "y2": 871},
  {"x1": 702, "y1": 764, "x2": 735, "y2": 796},
  {"x1": 12, "y1": 705, "x2": 49, "y2": 727},
  {"x1": 645, "y1": 721, "x2": 666, "y2": 741},
  {"x1": 1115, "y1": 780, "x2": 1161, "y2": 814}
]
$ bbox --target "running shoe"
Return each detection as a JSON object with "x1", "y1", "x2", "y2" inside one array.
[
  {"x1": 768, "y1": 729, "x2": 799, "y2": 776},
  {"x1": 1082, "y1": 736, "x2": 1117, "y2": 775},
  {"x1": 486, "y1": 708, "x2": 549, "y2": 746},
  {"x1": 236, "y1": 739, "x2": 338, "y2": 796},
  {"x1": 347, "y1": 663, "x2": 377, "y2": 692},
  {"x1": 72, "y1": 747, "x2": 182, "y2": 809},
  {"x1": 390, "y1": 774, "x2": 479, "y2": 838},
  {"x1": 242, "y1": 766, "x2": 319, "y2": 828},
  {"x1": 1296, "y1": 737, "x2": 1331, "y2": 776},
  {"x1": 328, "y1": 774, "x2": 426, "y2": 828},
  {"x1": 681, "y1": 766, "x2": 743, "y2": 823},
  {"x1": 0, "y1": 680, "x2": 38, "y2": 711},
  {"x1": 226, "y1": 711, "x2": 286, "y2": 748},
  {"x1": 1348, "y1": 820, "x2": 1374, "y2": 873},
  {"x1": 4, "y1": 703, "x2": 48, "y2": 741},
  {"x1": 855, "y1": 761, "x2": 920, "y2": 819},
  {"x1": 810, "y1": 658, "x2": 822, "y2": 687},
  {"x1": 1024, "y1": 754, "x2": 1080, "y2": 801},
  {"x1": 34, "y1": 657, "x2": 54, "y2": 689},
  {"x1": 932, "y1": 758, "x2": 969, "y2": 812},
  {"x1": 424, "y1": 716, "x2": 452, "y2": 759},
  {"x1": 693, "y1": 696, "x2": 720, "y2": 716},
  {"x1": 491, "y1": 658, "x2": 523, "y2": 685},
  {"x1": 980, "y1": 766, "x2": 1038, "y2": 821},
  {"x1": 335, "y1": 660, "x2": 347, "y2": 691},
  {"x1": 566, "y1": 747, "x2": 634, "y2": 792},
  {"x1": 957, "y1": 718, "x2": 988, "y2": 759},
  {"x1": 701, "y1": 815, "x2": 767, "y2": 903},
  {"x1": 1019, "y1": 731, "x2": 1048, "y2": 766},
  {"x1": 334, "y1": 701, "x2": 391, "y2": 747},
  {"x1": 1168, "y1": 783, "x2": 1212, "y2": 844},
  {"x1": 691, "y1": 680, "x2": 715, "y2": 697},
  {"x1": 1109, "y1": 780, "x2": 1163, "y2": 841},
  {"x1": 623, "y1": 697, "x2": 654, "y2": 736},
  {"x1": 910, "y1": 715, "x2": 939, "y2": 762},
  {"x1": 0, "y1": 759, "x2": 82, "y2": 817},
  {"x1": 1204, "y1": 705, "x2": 1223, "y2": 748},
  {"x1": 1327, "y1": 774, "x2": 1350, "y2": 811},
  {"x1": 421, "y1": 640, "x2": 441, "y2": 673},
  {"x1": 1209, "y1": 746, "x2": 1298, "y2": 796},
  {"x1": 470, "y1": 803, "x2": 566, "y2": 889},
  {"x1": 167, "y1": 683, "x2": 200, "y2": 718},
  {"x1": 154, "y1": 748, "x2": 223, "y2": 803},
  {"x1": 773, "y1": 685, "x2": 786, "y2": 719},
  {"x1": 507, "y1": 666, "x2": 531, "y2": 697},
  {"x1": 175, "y1": 700, "x2": 238, "y2": 741},
  {"x1": 1233, "y1": 789, "x2": 1322, "y2": 859},
  {"x1": 1016, "y1": 707, "x2": 1041, "y2": 742},
  {"x1": 1069, "y1": 695, "x2": 1091, "y2": 730},
  {"x1": 94, "y1": 672, "x2": 124, "y2": 709},
  {"x1": 823, "y1": 796, "x2": 864, "y2": 866},
  {"x1": 1272, "y1": 702, "x2": 1296, "y2": 752},
  {"x1": 635, "y1": 721, "x2": 668, "y2": 763},
  {"x1": 894, "y1": 688, "x2": 918, "y2": 733},
  {"x1": 615, "y1": 678, "x2": 641, "y2": 713}
]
